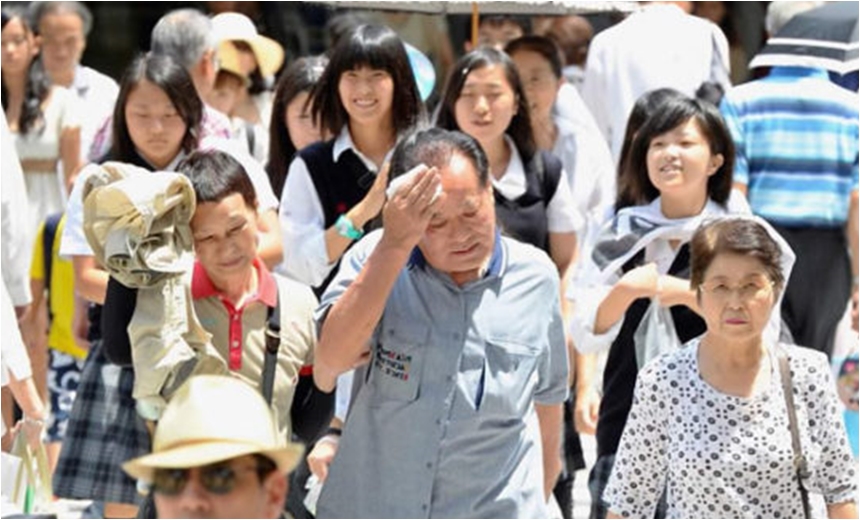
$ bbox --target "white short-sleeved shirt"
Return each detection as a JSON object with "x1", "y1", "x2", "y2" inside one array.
[
  {"x1": 493, "y1": 136, "x2": 582, "y2": 234},
  {"x1": 1, "y1": 112, "x2": 33, "y2": 306},
  {"x1": 552, "y1": 112, "x2": 616, "y2": 231},
  {"x1": 604, "y1": 340, "x2": 857, "y2": 519}
]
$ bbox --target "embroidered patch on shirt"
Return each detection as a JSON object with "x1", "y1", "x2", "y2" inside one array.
[{"x1": 375, "y1": 345, "x2": 412, "y2": 381}]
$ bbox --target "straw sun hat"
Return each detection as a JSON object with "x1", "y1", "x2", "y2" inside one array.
[
  {"x1": 123, "y1": 375, "x2": 303, "y2": 482},
  {"x1": 212, "y1": 12, "x2": 285, "y2": 78}
]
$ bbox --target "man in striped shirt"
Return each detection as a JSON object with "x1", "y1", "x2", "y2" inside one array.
[{"x1": 720, "y1": 65, "x2": 858, "y2": 358}]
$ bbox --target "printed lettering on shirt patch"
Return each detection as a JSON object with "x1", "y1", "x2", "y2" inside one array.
[{"x1": 375, "y1": 345, "x2": 412, "y2": 381}]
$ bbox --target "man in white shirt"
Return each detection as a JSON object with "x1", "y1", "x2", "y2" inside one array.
[
  {"x1": 581, "y1": 1, "x2": 731, "y2": 163},
  {"x1": 29, "y1": 1, "x2": 119, "y2": 161}
]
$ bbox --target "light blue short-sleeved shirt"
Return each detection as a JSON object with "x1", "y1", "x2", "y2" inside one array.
[{"x1": 315, "y1": 230, "x2": 569, "y2": 519}]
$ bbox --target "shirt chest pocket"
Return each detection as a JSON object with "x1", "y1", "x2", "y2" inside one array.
[
  {"x1": 368, "y1": 324, "x2": 429, "y2": 403},
  {"x1": 481, "y1": 338, "x2": 540, "y2": 418}
]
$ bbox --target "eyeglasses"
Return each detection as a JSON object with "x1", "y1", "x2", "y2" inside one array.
[
  {"x1": 699, "y1": 276, "x2": 775, "y2": 301},
  {"x1": 152, "y1": 457, "x2": 275, "y2": 496}
]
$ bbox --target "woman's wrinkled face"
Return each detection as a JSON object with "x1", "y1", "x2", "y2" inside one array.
[
  {"x1": 510, "y1": 49, "x2": 561, "y2": 123},
  {"x1": 338, "y1": 66, "x2": 394, "y2": 127},
  {"x1": 698, "y1": 253, "x2": 777, "y2": 344},
  {"x1": 454, "y1": 64, "x2": 517, "y2": 146},
  {"x1": 125, "y1": 79, "x2": 188, "y2": 169},
  {"x1": 646, "y1": 117, "x2": 723, "y2": 202},
  {"x1": 285, "y1": 90, "x2": 325, "y2": 152},
  {"x1": 1, "y1": 17, "x2": 38, "y2": 77},
  {"x1": 191, "y1": 193, "x2": 259, "y2": 286}
]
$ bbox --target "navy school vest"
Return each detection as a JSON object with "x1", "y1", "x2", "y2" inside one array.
[{"x1": 494, "y1": 150, "x2": 563, "y2": 254}]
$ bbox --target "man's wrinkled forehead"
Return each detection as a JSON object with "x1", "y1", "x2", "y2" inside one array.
[{"x1": 434, "y1": 153, "x2": 491, "y2": 215}]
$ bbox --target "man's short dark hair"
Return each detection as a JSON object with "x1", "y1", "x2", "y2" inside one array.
[
  {"x1": 178, "y1": 150, "x2": 258, "y2": 209},
  {"x1": 389, "y1": 128, "x2": 489, "y2": 187}
]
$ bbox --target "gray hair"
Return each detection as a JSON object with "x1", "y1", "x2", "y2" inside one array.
[
  {"x1": 28, "y1": 1, "x2": 93, "y2": 36},
  {"x1": 765, "y1": 1, "x2": 822, "y2": 36},
  {"x1": 150, "y1": 8, "x2": 215, "y2": 71}
]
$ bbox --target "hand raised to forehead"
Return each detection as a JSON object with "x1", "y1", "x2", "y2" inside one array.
[{"x1": 381, "y1": 164, "x2": 443, "y2": 250}]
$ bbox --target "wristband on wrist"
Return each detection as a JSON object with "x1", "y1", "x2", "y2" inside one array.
[
  {"x1": 325, "y1": 426, "x2": 343, "y2": 437},
  {"x1": 335, "y1": 214, "x2": 364, "y2": 240},
  {"x1": 23, "y1": 416, "x2": 45, "y2": 427}
]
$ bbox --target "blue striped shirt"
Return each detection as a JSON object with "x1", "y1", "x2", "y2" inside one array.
[{"x1": 720, "y1": 67, "x2": 858, "y2": 227}]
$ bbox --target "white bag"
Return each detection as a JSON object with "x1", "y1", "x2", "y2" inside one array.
[{"x1": 634, "y1": 298, "x2": 682, "y2": 369}]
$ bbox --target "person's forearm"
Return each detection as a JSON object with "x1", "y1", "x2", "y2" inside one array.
[
  {"x1": 323, "y1": 203, "x2": 373, "y2": 265},
  {"x1": 315, "y1": 237, "x2": 411, "y2": 392},
  {"x1": 60, "y1": 127, "x2": 82, "y2": 194},
  {"x1": 594, "y1": 284, "x2": 636, "y2": 334},
  {"x1": 847, "y1": 191, "x2": 857, "y2": 280},
  {"x1": 7, "y1": 376, "x2": 46, "y2": 420},
  {"x1": 827, "y1": 501, "x2": 857, "y2": 519},
  {"x1": 536, "y1": 403, "x2": 563, "y2": 500},
  {"x1": 256, "y1": 209, "x2": 284, "y2": 269},
  {"x1": 72, "y1": 256, "x2": 108, "y2": 304}
]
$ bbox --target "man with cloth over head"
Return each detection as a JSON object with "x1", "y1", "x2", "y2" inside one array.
[{"x1": 312, "y1": 128, "x2": 568, "y2": 518}]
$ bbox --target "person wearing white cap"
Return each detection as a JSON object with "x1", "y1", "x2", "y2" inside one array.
[
  {"x1": 212, "y1": 12, "x2": 285, "y2": 164},
  {"x1": 123, "y1": 375, "x2": 303, "y2": 519}
]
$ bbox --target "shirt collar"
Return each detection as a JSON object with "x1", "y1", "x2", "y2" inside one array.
[
  {"x1": 332, "y1": 125, "x2": 394, "y2": 171},
  {"x1": 72, "y1": 65, "x2": 89, "y2": 96},
  {"x1": 191, "y1": 257, "x2": 278, "y2": 307},
  {"x1": 132, "y1": 149, "x2": 186, "y2": 172},
  {"x1": 407, "y1": 229, "x2": 506, "y2": 279},
  {"x1": 768, "y1": 66, "x2": 830, "y2": 80}
]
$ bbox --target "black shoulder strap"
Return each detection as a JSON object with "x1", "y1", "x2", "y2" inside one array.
[
  {"x1": 776, "y1": 346, "x2": 812, "y2": 519},
  {"x1": 245, "y1": 122, "x2": 256, "y2": 157},
  {"x1": 529, "y1": 151, "x2": 564, "y2": 207},
  {"x1": 43, "y1": 213, "x2": 63, "y2": 317},
  {"x1": 262, "y1": 288, "x2": 282, "y2": 407}
]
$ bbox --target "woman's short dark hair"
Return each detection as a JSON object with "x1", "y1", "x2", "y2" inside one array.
[
  {"x1": 1, "y1": 6, "x2": 51, "y2": 135},
  {"x1": 435, "y1": 47, "x2": 536, "y2": 163},
  {"x1": 311, "y1": 24, "x2": 423, "y2": 137},
  {"x1": 690, "y1": 218, "x2": 784, "y2": 291},
  {"x1": 504, "y1": 35, "x2": 564, "y2": 80},
  {"x1": 389, "y1": 127, "x2": 489, "y2": 188},
  {"x1": 615, "y1": 88, "x2": 686, "y2": 211},
  {"x1": 266, "y1": 55, "x2": 328, "y2": 200},
  {"x1": 622, "y1": 96, "x2": 735, "y2": 210},
  {"x1": 111, "y1": 53, "x2": 202, "y2": 163},
  {"x1": 177, "y1": 149, "x2": 258, "y2": 209}
]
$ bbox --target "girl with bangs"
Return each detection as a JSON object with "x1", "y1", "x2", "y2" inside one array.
[
  {"x1": 569, "y1": 96, "x2": 741, "y2": 518},
  {"x1": 53, "y1": 53, "x2": 203, "y2": 517},
  {"x1": 278, "y1": 24, "x2": 424, "y2": 295}
]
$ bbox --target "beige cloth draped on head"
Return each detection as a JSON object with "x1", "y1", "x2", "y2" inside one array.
[{"x1": 81, "y1": 162, "x2": 228, "y2": 421}]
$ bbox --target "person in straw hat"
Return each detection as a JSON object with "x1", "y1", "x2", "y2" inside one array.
[
  {"x1": 212, "y1": 12, "x2": 285, "y2": 164},
  {"x1": 123, "y1": 374, "x2": 303, "y2": 519}
]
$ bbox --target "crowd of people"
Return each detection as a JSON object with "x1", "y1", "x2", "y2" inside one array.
[{"x1": 1, "y1": 1, "x2": 857, "y2": 519}]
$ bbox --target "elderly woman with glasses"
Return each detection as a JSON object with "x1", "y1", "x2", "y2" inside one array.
[{"x1": 603, "y1": 216, "x2": 857, "y2": 519}]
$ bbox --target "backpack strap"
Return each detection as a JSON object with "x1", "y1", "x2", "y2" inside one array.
[
  {"x1": 261, "y1": 290, "x2": 281, "y2": 407},
  {"x1": 529, "y1": 150, "x2": 563, "y2": 207}
]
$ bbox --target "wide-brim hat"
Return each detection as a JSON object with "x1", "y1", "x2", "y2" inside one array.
[
  {"x1": 123, "y1": 375, "x2": 303, "y2": 482},
  {"x1": 212, "y1": 12, "x2": 284, "y2": 78}
]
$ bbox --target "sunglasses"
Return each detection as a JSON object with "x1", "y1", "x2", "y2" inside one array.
[{"x1": 153, "y1": 457, "x2": 275, "y2": 496}]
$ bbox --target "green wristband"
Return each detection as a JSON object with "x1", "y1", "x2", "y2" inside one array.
[{"x1": 335, "y1": 214, "x2": 364, "y2": 240}]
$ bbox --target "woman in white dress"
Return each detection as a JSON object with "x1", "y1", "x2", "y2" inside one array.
[
  {"x1": 1, "y1": 6, "x2": 80, "y2": 235},
  {"x1": 604, "y1": 216, "x2": 857, "y2": 519}
]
